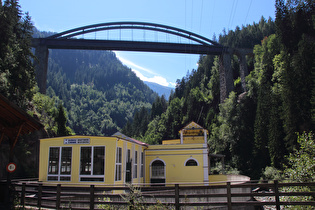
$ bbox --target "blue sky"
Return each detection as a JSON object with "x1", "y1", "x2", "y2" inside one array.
[{"x1": 19, "y1": 0, "x2": 276, "y2": 87}]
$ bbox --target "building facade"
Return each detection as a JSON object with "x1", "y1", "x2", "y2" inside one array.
[
  {"x1": 39, "y1": 135, "x2": 146, "y2": 185},
  {"x1": 39, "y1": 122, "x2": 247, "y2": 186}
]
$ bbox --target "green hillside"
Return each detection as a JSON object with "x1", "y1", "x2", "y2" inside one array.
[
  {"x1": 124, "y1": 2, "x2": 315, "y2": 179},
  {"x1": 46, "y1": 49, "x2": 158, "y2": 135}
]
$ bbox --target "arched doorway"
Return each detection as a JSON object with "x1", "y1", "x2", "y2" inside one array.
[{"x1": 150, "y1": 159, "x2": 165, "y2": 186}]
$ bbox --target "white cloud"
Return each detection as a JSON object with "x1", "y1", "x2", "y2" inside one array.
[
  {"x1": 116, "y1": 54, "x2": 155, "y2": 75},
  {"x1": 115, "y1": 52, "x2": 174, "y2": 87},
  {"x1": 132, "y1": 69, "x2": 170, "y2": 87},
  {"x1": 169, "y1": 82, "x2": 176, "y2": 88}
]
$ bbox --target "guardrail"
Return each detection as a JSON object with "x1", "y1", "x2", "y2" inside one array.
[{"x1": 13, "y1": 180, "x2": 315, "y2": 210}]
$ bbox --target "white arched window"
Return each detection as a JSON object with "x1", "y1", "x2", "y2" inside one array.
[{"x1": 150, "y1": 159, "x2": 165, "y2": 178}]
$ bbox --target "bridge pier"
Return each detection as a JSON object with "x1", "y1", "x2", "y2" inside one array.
[
  {"x1": 219, "y1": 50, "x2": 233, "y2": 103},
  {"x1": 235, "y1": 49, "x2": 251, "y2": 93},
  {"x1": 219, "y1": 49, "x2": 252, "y2": 103},
  {"x1": 238, "y1": 53, "x2": 248, "y2": 92},
  {"x1": 34, "y1": 45, "x2": 49, "y2": 94}
]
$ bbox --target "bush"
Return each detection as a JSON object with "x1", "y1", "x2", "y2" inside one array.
[
  {"x1": 281, "y1": 132, "x2": 315, "y2": 209},
  {"x1": 283, "y1": 132, "x2": 315, "y2": 183},
  {"x1": 261, "y1": 166, "x2": 281, "y2": 181}
]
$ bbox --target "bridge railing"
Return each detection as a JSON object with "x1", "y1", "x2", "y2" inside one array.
[
  {"x1": 47, "y1": 22, "x2": 221, "y2": 47},
  {"x1": 13, "y1": 180, "x2": 315, "y2": 210}
]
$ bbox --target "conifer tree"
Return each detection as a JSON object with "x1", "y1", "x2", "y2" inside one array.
[
  {"x1": 311, "y1": 70, "x2": 315, "y2": 127},
  {"x1": 253, "y1": 35, "x2": 280, "y2": 172},
  {"x1": 0, "y1": 0, "x2": 36, "y2": 109},
  {"x1": 56, "y1": 104, "x2": 72, "y2": 136},
  {"x1": 275, "y1": 0, "x2": 315, "y2": 150}
]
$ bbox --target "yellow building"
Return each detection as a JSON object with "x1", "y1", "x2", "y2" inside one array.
[
  {"x1": 39, "y1": 134, "x2": 147, "y2": 185},
  {"x1": 145, "y1": 121, "x2": 209, "y2": 185},
  {"x1": 39, "y1": 122, "x2": 246, "y2": 186}
]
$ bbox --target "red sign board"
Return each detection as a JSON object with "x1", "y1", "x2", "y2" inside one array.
[{"x1": 6, "y1": 163, "x2": 17, "y2": 173}]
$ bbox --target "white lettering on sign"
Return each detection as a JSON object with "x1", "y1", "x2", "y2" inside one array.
[
  {"x1": 64, "y1": 138, "x2": 90, "y2": 144},
  {"x1": 78, "y1": 138, "x2": 90, "y2": 144}
]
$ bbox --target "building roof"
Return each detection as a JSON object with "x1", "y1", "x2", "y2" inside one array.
[
  {"x1": 0, "y1": 94, "x2": 43, "y2": 147},
  {"x1": 179, "y1": 121, "x2": 209, "y2": 135},
  {"x1": 112, "y1": 132, "x2": 148, "y2": 146}
]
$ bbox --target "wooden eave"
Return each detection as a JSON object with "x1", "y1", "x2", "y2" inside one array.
[{"x1": 0, "y1": 94, "x2": 43, "y2": 144}]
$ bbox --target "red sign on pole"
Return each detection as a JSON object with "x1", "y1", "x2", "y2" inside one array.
[{"x1": 6, "y1": 163, "x2": 17, "y2": 173}]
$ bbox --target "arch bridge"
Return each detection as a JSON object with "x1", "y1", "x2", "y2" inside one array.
[{"x1": 32, "y1": 22, "x2": 252, "y2": 102}]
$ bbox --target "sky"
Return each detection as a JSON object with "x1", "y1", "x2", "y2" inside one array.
[{"x1": 19, "y1": 0, "x2": 276, "y2": 88}]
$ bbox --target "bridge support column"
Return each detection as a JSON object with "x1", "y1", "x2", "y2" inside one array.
[
  {"x1": 219, "y1": 51, "x2": 233, "y2": 103},
  {"x1": 34, "y1": 45, "x2": 49, "y2": 94},
  {"x1": 237, "y1": 50, "x2": 249, "y2": 92}
]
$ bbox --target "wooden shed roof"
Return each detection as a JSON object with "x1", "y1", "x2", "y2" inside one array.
[{"x1": 0, "y1": 94, "x2": 43, "y2": 142}]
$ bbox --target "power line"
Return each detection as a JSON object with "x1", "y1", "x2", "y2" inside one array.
[
  {"x1": 199, "y1": 0, "x2": 204, "y2": 33},
  {"x1": 228, "y1": 0, "x2": 236, "y2": 30},
  {"x1": 185, "y1": 0, "x2": 187, "y2": 30},
  {"x1": 209, "y1": 0, "x2": 216, "y2": 37},
  {"x1": 185, "y1": 0, "x2": 187, "y2": 72},
  {"x1": 231, "y1": 0, "x2": 238, "y2": 29},
  {"x1": 244, "y1": 0, "x2": 253, "y2": 24},
  {"x1": 229, "y1": 0, "x2": 239, "y2": 30},
  {"x1": 191, "y1": 0, "x2": 193, "y2": 31},
  {"x1": 197, "y1": 106, "x2": 204, "y2": 124}
]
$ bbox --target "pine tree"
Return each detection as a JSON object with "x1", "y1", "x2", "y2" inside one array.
[
  {"x1": 253, "y1": 35, "x2": 280, "y2": 173},
  {"x1": 56, "y1": 104, "x2": 72, "y2": 136},
  {"x1": 311, "y1": 70, "x2": 315, "y2": 127},
  {"x1": 0, "y1": 0, "x2": 36, "y2": 109},
  {"x1": 275, "y1": 0, "x2": 315, "y2": 150},
  {"x1": 150, "y1": 95, "x2": 168, "y2": 120},
  {"x1": 267, "y1": 88, "x2": 285, "y2": 168}
]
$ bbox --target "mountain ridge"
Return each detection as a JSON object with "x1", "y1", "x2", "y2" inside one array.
[{"x1": 143, "y1": 81, "x2": 173, "y2": 99}]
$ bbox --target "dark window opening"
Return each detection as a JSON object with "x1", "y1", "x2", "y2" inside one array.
[{"x1": 185, "y1": 159, "x2": 198, "y2": 166}]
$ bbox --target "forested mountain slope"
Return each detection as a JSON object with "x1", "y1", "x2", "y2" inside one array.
[
  {"x1": 124, "y1": 17, "x2": 276, "y2": 143},
  {"x1": 46, "y1": 48, "x2": 158, "y2": 136},
  {"x1": 124, "y1": 1, "x2": 315, "y2": 180}
]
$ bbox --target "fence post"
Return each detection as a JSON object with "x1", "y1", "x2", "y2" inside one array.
[
  {"x1": 21, "y1": 182, "x2": 25, "y2": 208},
  {"x1": 175, "y1": 184, "x2": 180, "y2": 210},
  {"x1": 90, "y1": 185, "x2": 95, "y2": 210},
  {"x1": 37, "y1": 183, "x2": 42, "y2": 208},
  {"x1": 274, "y1": 180, "x2": 280, "y2": 210},
  {"x1": 129, "y1": 185, "x2": 134, "y2": 210},
  {"x1": 227, "y1": 182, "x2": 232, "y2": 210},
  {"x1": 56, "y1": 184, "x2": 61, "y2": 210}
]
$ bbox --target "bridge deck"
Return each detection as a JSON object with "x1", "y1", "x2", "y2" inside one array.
[{"x1": 32, "y1": 38, "x2": 226, "y2": 55}]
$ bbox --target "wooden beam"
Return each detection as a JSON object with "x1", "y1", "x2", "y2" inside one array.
[
  {"x1": 10, "y1": 122, "x2": 25, "y2": 151},
  {"x1": 0, "y1": 131, "x2": 4, "y2": 145}
]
